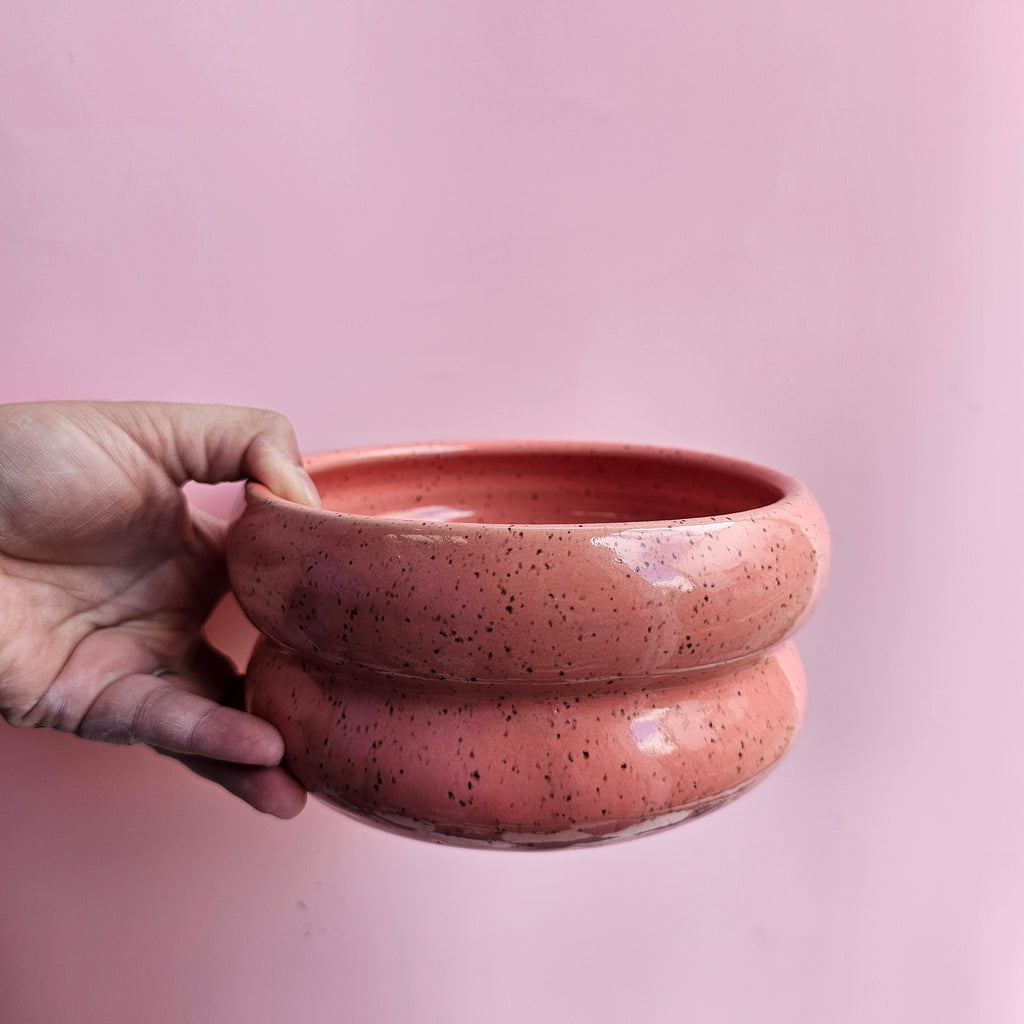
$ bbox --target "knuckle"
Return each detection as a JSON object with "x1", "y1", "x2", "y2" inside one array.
[{"x1": 251, "y1": 408, "x2": 293, "y2": 439}]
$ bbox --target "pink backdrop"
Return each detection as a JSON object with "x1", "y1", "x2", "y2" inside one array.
[{"x1": 2, "y1": 3, "x2": 1021, "y2": 1022}]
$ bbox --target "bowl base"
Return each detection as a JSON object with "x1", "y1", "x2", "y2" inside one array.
[{"x1": 246, "y1": 640, "x2": 807, "y2": 849}]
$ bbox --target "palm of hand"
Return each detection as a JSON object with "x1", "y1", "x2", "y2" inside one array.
[{"x1": 0, "y1": 403, "x2": 308, "y2": 816}]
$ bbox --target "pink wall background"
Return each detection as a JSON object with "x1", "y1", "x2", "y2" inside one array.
[{"x1": 2, "y1": 3, "x2": 1021, "y2": 1022}]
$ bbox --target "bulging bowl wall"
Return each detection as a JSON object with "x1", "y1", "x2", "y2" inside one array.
[
  {"x1": 227, "y1": 442, "x2": 830, "y2": 685},
  {"x1": 225, "y1": 441, "x2": 829, "y2": 848},
  {"x1": 244, "y1": 637, "x2": 807, "y2": 849}
]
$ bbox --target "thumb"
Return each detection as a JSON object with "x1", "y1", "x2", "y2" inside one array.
[{"x1": 103, "y1": 402, "x2": 321, "y2": 506}]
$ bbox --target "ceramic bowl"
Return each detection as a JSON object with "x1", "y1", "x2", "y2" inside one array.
[{"x1": 226, "y1": 442, "x2": 829, "y2": 849}]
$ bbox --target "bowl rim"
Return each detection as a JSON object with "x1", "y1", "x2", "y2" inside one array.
[{"x1": 243, "y1": 439, "x2": 814, "y2": 532}]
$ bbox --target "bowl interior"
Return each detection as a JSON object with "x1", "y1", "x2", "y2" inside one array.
[{"x1": 312, "y1": 446, "x2": 786, "y2": 525}]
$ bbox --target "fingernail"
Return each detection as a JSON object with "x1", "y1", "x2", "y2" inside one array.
[{"x1": 295, "y1": 467, "x2": 322, "y2": 508}]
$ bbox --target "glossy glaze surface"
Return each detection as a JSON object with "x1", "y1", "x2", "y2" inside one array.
[{"x1": 227, "y1": 442, "x2": 829, "y2": 848}]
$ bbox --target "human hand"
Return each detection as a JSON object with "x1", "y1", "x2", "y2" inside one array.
[{"x1": 0, "y1": 401, "x2": 320, "y2": 817}]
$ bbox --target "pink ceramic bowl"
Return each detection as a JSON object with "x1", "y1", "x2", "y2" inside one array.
[{"x1": 227, "y1": 442, "x2": 829, "y2": 849}]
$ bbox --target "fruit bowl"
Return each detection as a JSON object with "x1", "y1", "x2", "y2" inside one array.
[{"x1": 226, "y1": 442, "x2": 829, "y2": 849}]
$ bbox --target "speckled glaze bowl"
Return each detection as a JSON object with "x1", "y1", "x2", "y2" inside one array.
[{"x1": 227, "y1": 442, "x2": 829, "y2": 849}]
